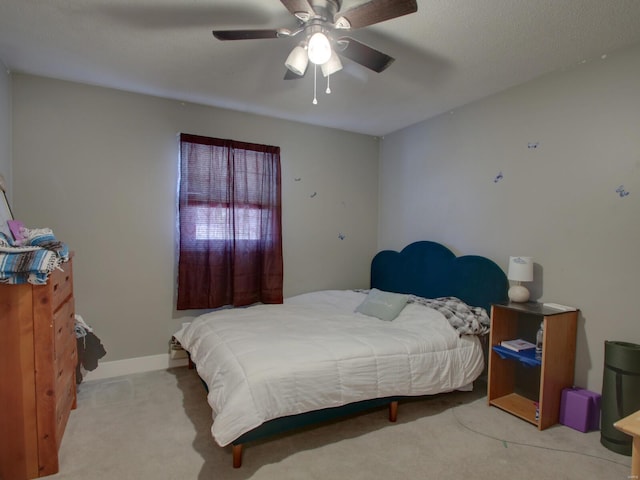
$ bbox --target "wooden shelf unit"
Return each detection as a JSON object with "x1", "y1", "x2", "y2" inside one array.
[
  {"x1": 0, "y1": 257, "x2": 77, "y2": 480},
  {"x1": 487, "y1": 302, "x2": 578, "y2": 430}
]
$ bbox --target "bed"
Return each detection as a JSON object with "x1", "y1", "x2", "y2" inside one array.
[{"x1": 174, "y1": 241, "x2": 508, "y2": 467}]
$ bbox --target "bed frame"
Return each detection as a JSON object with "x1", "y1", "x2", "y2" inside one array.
[{"x1": 200, "y1": 241, "x2": 508, "y2": 467}]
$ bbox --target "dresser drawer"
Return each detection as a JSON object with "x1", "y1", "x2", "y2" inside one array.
[
  {"x1": 54, "y1": 376, "x2": 76, "y2": 449},
  {"x1": 54, "y1": 334, "x2": 76, "y2": 449},
  {"x1": 53, "y1": 297, "x2": 75, "y2": 362},
  {"x1": 55, "y1": 336, "x2": 77, "y2": 389},
  {"x1": 50, "y1": 260, "x2": 73, "y2": 312},
  {"x1": 54, "y1": 302, "x2": 77, "y2": 393}
]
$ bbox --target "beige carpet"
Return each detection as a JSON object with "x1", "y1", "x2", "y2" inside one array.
[{"x1": 50, "y1": 368, "x2": 631, "y2": 480}]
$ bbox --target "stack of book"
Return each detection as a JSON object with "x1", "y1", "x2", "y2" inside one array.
[{"x1": 500, "y1": 338, "x2": 536, "y2": 352}]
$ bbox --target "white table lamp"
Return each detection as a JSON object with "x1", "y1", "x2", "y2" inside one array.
[{"x1": 507, "y1": 256, "x2": 533, "y2": 302}]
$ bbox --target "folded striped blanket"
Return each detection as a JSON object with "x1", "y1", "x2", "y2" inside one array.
[
  {"x1": 406, "y1": 295, "x2": 491, "y2": 336},
  {"x1": 0, "y1": 229, "x2": 69, "y2": 285}
]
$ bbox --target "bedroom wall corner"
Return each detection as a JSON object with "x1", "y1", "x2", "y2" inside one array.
[
  {"x1": 10, "y1": 74, "x2": 380, "y2": 365},
  {"x1": 378, "y1": 41, "x2": 640, "y2": 393},
  {"x1": 0, "y1": 60, "x2": 11, "y2": 201}
]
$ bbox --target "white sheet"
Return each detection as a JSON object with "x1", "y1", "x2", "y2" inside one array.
[{"x1": 173, "y1": 290, "x2": 484, "y2": 446}]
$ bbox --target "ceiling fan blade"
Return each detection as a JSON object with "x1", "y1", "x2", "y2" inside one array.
[
  {"x1": 337, "y1": 37, "x2": 394, "y2": 73},
  {"x1": 284, "y1": 68, "x2": 307, "y2": 80},
  {"x1": 335, "y1": 0, "x2": 418, "y2": 29},
  {"x1": 280, "y1": 0, "x2": 316, "y2": 19},
  {"x1": 212, "y1": 29, "x2": 280, "y2": 40}
]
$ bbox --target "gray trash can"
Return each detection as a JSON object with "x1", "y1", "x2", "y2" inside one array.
[{"x1": 600, "y1": 341, "x2": 640, "y2": 455}]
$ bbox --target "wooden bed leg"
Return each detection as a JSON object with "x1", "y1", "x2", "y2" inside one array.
[
  {"x1": 389, "y1": 401, "x2": 398, "y2": 422},
  {"x1": 232, "y1": 444, "x2": 243, "y2": 468}
]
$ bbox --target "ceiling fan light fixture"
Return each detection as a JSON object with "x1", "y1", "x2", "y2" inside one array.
[
  {"x1": 285, "y1": 45, "x2": 308, "y2": 76},
  {"x1": 307, "y1": 32, "x2": 332, "y2": 65},
  {"x1": 334, "y1": 17, "x2": 351, "y2": 29},
  {"x1": 276, "y1": 28, "x2": 292, "y2": 37},
  {"x1": 321, "y1": 50, "x2": 342, "y2": 77},
  {"x1": 294, "y1": 11, "x2": 311, "y2": 22}
]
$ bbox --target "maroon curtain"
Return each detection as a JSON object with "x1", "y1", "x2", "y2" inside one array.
[{"x1": 177, "y1": 133, "x2": 283, "y2": 309}]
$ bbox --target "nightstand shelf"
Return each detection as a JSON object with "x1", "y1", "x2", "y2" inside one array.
[
  {"x1": 487, "y1": 302, "x2": 578, "y2": 430},
  {"x1": 490, "y1": 393, "x2": 538, "y2": 424},
  {"x1": 492, "y1": 345, "x2": 541, "y2": 367}
]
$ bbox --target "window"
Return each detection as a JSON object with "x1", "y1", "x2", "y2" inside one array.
[
  {"x1": 176, "y1": 133, "x2": 283, "y2": 310},
  {"x1": 191, "y1": 206, "x2": 261, "y2": 241}
]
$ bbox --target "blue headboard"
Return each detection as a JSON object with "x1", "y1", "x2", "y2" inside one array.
[{"x1": 371, "y1": 241, "x2": 508, "y2": 312}]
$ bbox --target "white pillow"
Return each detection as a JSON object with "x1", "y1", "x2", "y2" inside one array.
[{"x1": 355, "y1": 288, "x2": 409, "y2": 321}]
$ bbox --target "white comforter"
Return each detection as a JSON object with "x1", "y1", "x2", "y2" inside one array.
[{"x1": 173, "y1": 290, "x2": 484, "y2": 446}]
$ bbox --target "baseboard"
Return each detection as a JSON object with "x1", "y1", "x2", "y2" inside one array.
[{"x1": 81, "y1": 353, "x2": 189, "y2": 382}]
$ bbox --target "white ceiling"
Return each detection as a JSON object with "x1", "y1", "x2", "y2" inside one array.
[{"x1": 2, "y1": 0, "x2": 640, "y2": 136}]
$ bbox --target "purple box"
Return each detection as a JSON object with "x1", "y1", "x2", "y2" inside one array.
[{"x1": 559, "y1": 387, "x2": 601, "y2": 432}]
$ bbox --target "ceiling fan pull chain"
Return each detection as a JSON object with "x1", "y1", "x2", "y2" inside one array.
[
  {"x1": 313, "y1": 64, "x2": 318, "y2": 105},
  {"x1": 326, "y1": 74, "x2": 331, "y2": 94}
]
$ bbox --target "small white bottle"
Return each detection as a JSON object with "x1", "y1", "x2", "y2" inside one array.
[{"x1": 535, "y1": 321, "x2": 544, "y2": 360}]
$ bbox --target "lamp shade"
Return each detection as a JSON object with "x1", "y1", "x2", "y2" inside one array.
[
  {"x1": 321, "y1": 50, "x2": 343, "y2": 77},
  {"x1": 285, "y1": 45, "x2": 308, "y2": 76},
  {"x1": 307, "y1": 32, "x2": 331, "y2": 65},
  {"x1": 507, "y1": 256, "x2": 533, "y2": 282}
]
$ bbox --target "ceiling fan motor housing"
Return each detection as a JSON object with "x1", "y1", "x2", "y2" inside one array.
[{"x1": 306, "y1": 1, "x2": 342, "y2": 23}]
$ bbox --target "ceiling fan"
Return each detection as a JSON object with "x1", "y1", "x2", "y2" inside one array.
[{"x1": 212, "y1": 0, "x2": 418, "y2": 80}]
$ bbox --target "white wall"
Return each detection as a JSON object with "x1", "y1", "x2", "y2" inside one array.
[
  {"x1": 0, "y1": 62, "x2": 10, "y2": 200},
  {"x1": 379, "y1": 42, "x2": 640, "y2": 392},
  {"x1": 11, "y1": 74, "x2": 379, "y2": 362}
]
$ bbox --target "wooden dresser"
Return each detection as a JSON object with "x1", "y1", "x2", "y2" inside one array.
[{"x1": 0, "y1": 256, "x2": 77, "y2": 480}]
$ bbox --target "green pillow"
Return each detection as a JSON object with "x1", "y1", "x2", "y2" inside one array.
[{"x1": 355, "y1": 288, "x2": 409, "y2": 321}]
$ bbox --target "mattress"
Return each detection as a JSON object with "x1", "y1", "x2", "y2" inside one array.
[{"x1": 173, "y1": 289, "x2": 484, "y2": 446}]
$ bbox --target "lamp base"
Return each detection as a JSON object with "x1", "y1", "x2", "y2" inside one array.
[{"x1": 508, "y1": 285, "x2": 530, "y2": 303}]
